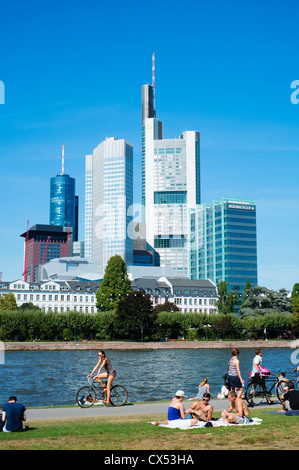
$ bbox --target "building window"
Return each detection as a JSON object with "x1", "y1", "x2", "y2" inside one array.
[{"x1": 154, "y1": 191, "x2": 187, "y2": 204}]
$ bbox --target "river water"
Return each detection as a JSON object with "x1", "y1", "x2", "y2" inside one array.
[{"x1": 0, "y1": 347, "x2": 296, "y2": 408}]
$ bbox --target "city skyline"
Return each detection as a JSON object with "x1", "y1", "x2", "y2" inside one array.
[{"x1": 0, "y1": 1, "x2": 298, "y2": 292}]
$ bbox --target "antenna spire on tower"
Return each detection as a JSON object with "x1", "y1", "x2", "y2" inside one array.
[
  {"x1": 61, "y1": 144, "x2": 65, "y2": 175},
  {"x1": 152, "y1": 52, "x2": 155, "y2": 110}
]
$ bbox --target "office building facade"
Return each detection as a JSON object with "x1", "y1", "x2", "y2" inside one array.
[
  {"x1": 189, "y1": 198, "x2": 258, "y2": 294},
  {"x1": 142, "y1": 84, "x2": 200, "y2": 277},
  {"x1": 50, "y1": 173, "x2": 78, "y2": 241},
  {"x1": 1, "y1": 279, "x2": 99, "y2": 313},
  {"x1": 84, "y1": 154, "x2": 93, "y2": 259},
  {"x1": 0, "y1": 276, "x2": 218, "y2": 314},
  {"x1": 20, "y1": 224, "x2": 73, "y2": 283},
  {"x1": 91, "y1": 137, "x2": 133, "y2": 277}
]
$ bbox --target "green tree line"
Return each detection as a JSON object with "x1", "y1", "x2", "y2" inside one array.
[
  {"x1": 0, "y1": 256, "x2": 298, "y2": 342},
  {"x1": 0, "y1": 309, "x2": 296, "y2": 342}
]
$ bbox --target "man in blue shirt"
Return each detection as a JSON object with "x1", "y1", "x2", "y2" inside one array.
[{"x1": 2, "y1": 396, "x2": 26, "y2": 432}]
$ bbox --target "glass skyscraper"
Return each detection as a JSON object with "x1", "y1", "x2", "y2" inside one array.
[
  {"x1": 142, "y1": 84, "x2": 200, "y2": 277},
  {"x1": 84, "y1": 154, "x2": 93, "y2": 259},
  {"x1": 90, "y1": 137, "x2": 133, "y2": 277},
  {"x1": 50, "y1": 174, "x2": 77, "y2": 240},
  {"x1": 189, "y1": 198, "x2": 258, "y2": 294}
]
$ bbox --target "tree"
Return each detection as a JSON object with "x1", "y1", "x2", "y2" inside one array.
[
  {"x1": 96, "y1": 255, "x2": 131, "y2": 311},
  {"x1": 291, "y1": 283, "x2": 299, "y2": 330},
  {"x1": 241, "y1": 279, "x2": 252, "y2": 308},
  {"x1": 0, "y1": 293, "x2": 18, "y2": 310},
  {"x1": 154, "y1": 301, "x2": 180, "y2": 313},
  {"x1": 239, "y1": 286, "x2": 292, "y2": 318},
  {"x1": 19, "y1": 302, "x2": 42, "y2": 311},
  {"x1": 216, "y1": 281, "x2": 238, "y2": 315},
  {"x1": 113, "y1": 291, "x2": 157, "y2": 340},
  {"x1": 291, "y1": 283, "x2": 299, "y2": 298},
  {"x1": 213, "y1": 315, "x2": 234, "y2": 339}
]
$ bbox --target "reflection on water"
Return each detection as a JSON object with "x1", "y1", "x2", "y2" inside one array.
[{"x1": 0, "y1": 347, "x2": 294, "y2": 407}]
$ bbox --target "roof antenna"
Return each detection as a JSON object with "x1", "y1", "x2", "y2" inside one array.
[
  {"x1": 152, "y1": 52, "x2": 155, "y2": 110},
  {"x1": 61, "y1": 144, "x2": 65, "y2": 175}
]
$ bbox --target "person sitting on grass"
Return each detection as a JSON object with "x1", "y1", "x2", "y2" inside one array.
[
  {"x1": 221, "y1": 390, "x2": 250, "y2": 425},
  {"x1": 2, "y1": 396, "x2": 26, "y2": 433},
  {"x1": 278, "y1": 371, "x2": 289, "y2": 387},
  {"x1": 185, "y1": 392, "x2": 213, "y2": 421},
  {"x1": 278, "y1": 381, "x2": 299, "y2": 413},
  {"x1": 154, "y1": 390, "x2": 198, "y2": 428},
  {"x1": 188, "y1": 378, "x2": 210, "y2": 401}
]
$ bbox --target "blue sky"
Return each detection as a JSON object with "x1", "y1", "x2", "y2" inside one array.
[{"x1": 0, "y1": 0, "x2": 298, "y2": 291}]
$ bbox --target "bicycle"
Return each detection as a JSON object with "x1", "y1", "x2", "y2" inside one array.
[
  {"x1": 76, "y1": 377, "x2": 128, "y2": 408},
  {"x1": 245, "y1": 370, "x2": 285, "y2": 407}
]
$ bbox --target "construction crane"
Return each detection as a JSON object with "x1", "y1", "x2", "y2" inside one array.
[
  {"x1": 42, "y1": 236, "x2": 51, "y2": 264},
  {"x1": 23, "y1": 220, "x2": 29, "y2": 282}
]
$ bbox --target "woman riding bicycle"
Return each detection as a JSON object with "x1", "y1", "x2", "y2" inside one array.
[{"x1": 87, "y1": 351, "x2": 116, "y2": 406}]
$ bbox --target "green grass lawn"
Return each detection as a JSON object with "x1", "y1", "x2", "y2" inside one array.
[{"x1": 0, "y1": 410, "x2": 298, "y2": 450}]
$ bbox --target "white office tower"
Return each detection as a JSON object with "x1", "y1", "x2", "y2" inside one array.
[
  {"x1": 142, "y1": 83, "x2": 200, "y2": 277},
  {"x1": 91, "y1": 137, "x2": 133, "y2": 277},
  {"x1": 84, "y1": 154, "x2": 93, "y2": 259}
]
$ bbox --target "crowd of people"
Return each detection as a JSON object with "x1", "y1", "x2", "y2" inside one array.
[{"x1": 154, "y1": 347, "x2": 299, "y2": 428}]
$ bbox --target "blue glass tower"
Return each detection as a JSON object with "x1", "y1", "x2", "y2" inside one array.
[{"x1": 50, "y1": 173, "x2": 76, "y2": 239}]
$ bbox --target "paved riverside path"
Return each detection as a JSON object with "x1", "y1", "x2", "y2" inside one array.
[
  {"x1": 26, "y1": 399, "x2": 281, "y2": 422},
  {"x1": 27, "y1": 399, "x2": 232, "y2": 421}
]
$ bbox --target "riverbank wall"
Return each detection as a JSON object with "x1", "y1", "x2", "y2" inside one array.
[{"x1": 3, "y1": 340, "x2": 293, "y2": 351}]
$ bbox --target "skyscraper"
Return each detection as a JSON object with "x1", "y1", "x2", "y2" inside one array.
[
  {"x1": 189, "y1": 198, "x2": 258, "y2": 294},
  {"x1": 20, "y1": 224, "x2": 73, "y2": 283},
  {"x1": 142, "y1": 83, "x2": 200, "y2": 277},
  {"x1": 90, "y1": 137, "x2": 133, "y2": 277},
  {"x1": 49, "y1": 146, "x2": 78, "y2": 241},
  {"x1": 84, "y1": 154, "x2": 93, "y2": 259}
]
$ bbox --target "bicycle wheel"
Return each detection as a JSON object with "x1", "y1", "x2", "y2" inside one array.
[
  {"x1": 245, "y1": 381, "x2": 264, "y2": 406},
  {"x1": 76, "y1": 386, "x2": 96, "y2": 408},
  {"x1": 276, "y1": 381, "x2": 285, "y2": 403},
  {"x1": 109, "y1": 385, "x2": 128, "y2": 406}
]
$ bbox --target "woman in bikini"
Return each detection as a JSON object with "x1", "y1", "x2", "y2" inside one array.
[
  {"x1": 87, "y1": 351, "x2": 116, "y2": 405},
  {"x1": 154, "y1": 390, "x2": 198, "y2": 428}
]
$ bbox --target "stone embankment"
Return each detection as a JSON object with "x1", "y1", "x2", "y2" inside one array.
[{"x1": 4, "y1": 340, "x2": 292, "y2": 351}]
